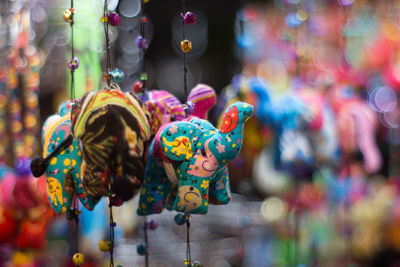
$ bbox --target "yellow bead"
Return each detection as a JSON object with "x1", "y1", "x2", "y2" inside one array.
[
  {"x1": 63, "y1": 9, "x2": 73, "y2": 22},
  {"x1": 180, "y1": 40, "x2": 192, "y2": 53},
  {"x1": 98, "y1": 239, "x2": 112, "y2": 252},
  {"x1": 101, "y1": 16, "x2": 108, "y2": 23},
  {"x1": 72, "y1": 253, "x2": 84, "y2": 266},
  {"x1": 143, "y1": 0, "x2": 150, "y2": 2}
]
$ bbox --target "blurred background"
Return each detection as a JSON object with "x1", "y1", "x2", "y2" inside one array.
[{"x1": 2, "y1": 0, "x2": 400, "y2": 266}]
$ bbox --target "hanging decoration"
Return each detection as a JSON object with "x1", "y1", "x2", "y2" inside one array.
[{"x1": 133, "y1": 0, "x2": 150, "y2": 102}]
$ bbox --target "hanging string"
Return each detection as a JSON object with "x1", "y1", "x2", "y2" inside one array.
[
  {"x1": 70, "y1": 0, "x2": 75, "y2": 99},
  {"x1": 181, "y1": 0, "x2": 188, "y2": 102},
  {"x1": 103, "y1": 0, "x2": 111, "y2": 88},
  {"x1": 108, "y1": 197, "x2": 116, "y2": 267},
  {"x1": 73, "y1": 189, "x2": 80, "y2": 253},
  {"x1": 143, "y1": 217, "x2": 149, "y2": 267},
  {"x1": 185, "y1": 214, "x2": 191, "y2": 266},
  {"x1": 139, "y1": 1, "x2": 148, "y2": 92}
]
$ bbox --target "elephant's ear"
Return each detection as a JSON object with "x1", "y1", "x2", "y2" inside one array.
[{"x1": 159, "y1": 122, "x2": 199, "y2": 162}]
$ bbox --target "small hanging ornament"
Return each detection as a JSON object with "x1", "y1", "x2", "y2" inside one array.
[
  {"x1": 133, "y1": 81, "x2": 143, "y2": 93},
  {"x1": 136, "y1": 242, "x2": 147, "y2": 255},
  {"x1": 136, "y1": 35, "x2": 148, "y2": 50},
  {"x1": 63, "y1": 9, "x2": 74, "y2": 23},
  {"x1": 145, "y1": 218, "x2": 158, "y2": 230},
  {"x1": 72, "y1": 253, "x2": 84, "y2": 266},
  {"x1": 107, "y1": 12, "x2": 121, "y2": 26},
  {"x1": 174, "y1": 213, "x2": 186, "y2": 225},
  {"x1": 109, "y1": 195, "x2": 124, "y2": 207},
  {"x1": 181, "y1": 40, "x2": 192, "y2": 53},
  {"x1": 182, "y1": 12, "x2": 196, "y2": 25},
  {"x1": 191, "y1": 261, "x2": 203, "y2": 267},
  {"x1": 67, "y1": 56, "x2": 79, "y2": 69},
  {"x1": 183, "y1": 101, "x2": 194, "y2": 115},
  {"x1": 98, "y1": 239, "x2": 112, "y2": 252},
  {"x1": 109, "y1": 69, "x2": 125, "y2": 83}
]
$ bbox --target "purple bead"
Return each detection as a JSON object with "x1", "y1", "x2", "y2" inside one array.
[
  {"x1": 108, "y1": 12, "x2": 121, "y2": 26},
  {"x1": 182, "y1": 12, "x2": 196, "y2": 25},
  {"x1": 110, "y1": 196, "x2": 124, "y2": 207},
  {"x1": 145, "y1": 219, "x2": 158, "y2": 230},
  {"x1": 185, "y1": 101, "x2": 195, "y2": 115},
  {"x1": 15, "y1": 156, "x2": 32, "y2": 176},
  {"x1": 67, "y1": 57, "x2": 79, "y2": 69},
  {"x1": 136, "y1": 35, "x2": 148, "y2": 49}
]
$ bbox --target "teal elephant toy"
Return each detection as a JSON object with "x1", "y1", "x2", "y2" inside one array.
[
  {"x1": 137, "y1": 101, "x2": 253, "y2": 215},
  {"x1": 40, "y1": 102, "x2": 98, "y2": 214}
]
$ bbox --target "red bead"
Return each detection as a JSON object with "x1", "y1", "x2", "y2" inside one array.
[{"x1": 133, "y1": 81, "x2": 143, "y2": 93}]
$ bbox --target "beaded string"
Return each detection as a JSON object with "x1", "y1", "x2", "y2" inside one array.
[
  {"x1": 0, "y1": 1, "x2": 10, "y2": 164},
  {"x1": 108, "y1": 196, "x2": 116, "y2": 267},
  {"x1": 103, "y1": 0, "x2": 111, "y2": 88},
  {"x1": 185, "y1": 214, "x2": 191, "y2": 266},
  {"x1": 181, "y1": 0, "x2": 188, "y2": 102},
  {"x1": 143, "y1": 216, "x2": 149, "y2": 267},
  {"x1": 180, "y1": 0, "x2": 195, "y2": 117},
  {"x1": 63, "y1": 0, "x2": 83, "y2": 265},
  {"x1": 134, "y1": 0, "x2": 149, "y2": 99},
  {"x1": 179, "y1": 1, "x2": 196, "y2": 265},
  {"x1": 68, "y1": 0, "x2": 76, "y2": 100}
]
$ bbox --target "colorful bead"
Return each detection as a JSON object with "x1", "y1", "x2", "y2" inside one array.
[
  {"x1": 98, "y1": 239, "x2": 112, "y2": 252},
  {"x1": 66, "y1": 209, "x2": 77, "y2": 221},
  {"x1": 136, "y1": 35, "x2": 148, "y2": 50},
  {"x1": 63, "y1": 9, "x2": 73, "y2": 22},
  {"x1": 192, "y1": 261, "x2": 203, "y2": 267},
  {"x1": 133, "y1": 81, "x2": 143, "y2": 93},
  {"x1": 182, "y1": 12, "x2": 196, "y2": 25},
  {"x1": 67, "y1": 57, "x2": 79, "y2": 69},
  {"x1": 72, "y1": 253, "x2": 84, "y2": 266},
  {"x1": 101, "y1": 16, "x2": 108, "y2": 23},
  {"x1": 174, "y1": 213, "x2": 186, "y2": 225},
  {"x1": 15, "y1": 156, "x2": 31, "y2": 176},
  {"x1": 108, "y1": 12, "x2": 121, "y2": 26},
  {"x1": 140, "y1": 73, "x2": 148, "y2": 81},
  {"x1": 145, "y1": 219, "x2": 158, "y2": 230},
  {"x1": 109, "y1": 69, "x2": 125, "y2": 83},
  {"x1": 140, "y1": 16, "x2": 148, "y2": 23},
  {"x1": 110, "y1": 196, "x2": 124, "y2": 207},
  {"x1": 184, "y1": 101, "x2": 195, "y2": 115},
  {"x1": 136, "y1": 242, "x2": 147, "y2": 255},
  {"x1": 143, "y1": 0, "x2": 150, "y2": 3},
  {"x1": 181, "y1": 40, "x2": 192, "y2": 53}
]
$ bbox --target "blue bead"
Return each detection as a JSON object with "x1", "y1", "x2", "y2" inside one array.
[
  {"x1": 192, "y1": 261, "x2": 203, "y2": 267},
  {"x1": 136, "y1": 243, "x2": 147, "y2": 255},
  {"x1": 110, "y1": 222, "x2": 117, "y2": 227},
  {"x1": 109, "y1": 69, "x2": 125, "y2": 83},
  {"x1": 174, "y1": 214, "x2": 186, "y2": 225}
]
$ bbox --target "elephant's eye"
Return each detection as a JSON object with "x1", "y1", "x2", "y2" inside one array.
[
  {"x1": 190, "y1": 186, "x2": 194, "y2": 191},
  {"x1": 166, "y1": 131, "x2": 171, "y2": 136},
  {"x1": 201, "y1": 149, "x2": 206, "y2": 157}
]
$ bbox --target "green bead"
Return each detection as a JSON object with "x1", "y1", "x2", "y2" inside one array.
[{"x1": 140, "y1": 73, "x2": 148, "y2": 81}]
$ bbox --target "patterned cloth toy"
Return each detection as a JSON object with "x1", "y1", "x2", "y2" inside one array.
[
  {"x1": 40, "y1": 101, "x2": 98, "y2": 214},
  {"x1": 144, "y1": 90, "x2": 185, "y2": 136},
  {"x1": 71, "y1": 89, "x2": 151, "y2": 201},
  {"x1": 138, "y1": 101, "x2": 253, "y2": 215}
]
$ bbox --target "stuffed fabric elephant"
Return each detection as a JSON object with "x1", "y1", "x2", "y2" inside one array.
[
  {"x1": 138, "y1": 101, "x2": 253, "y2": 215},
  {"x1": 250, "y1": 78, "x2": 339, "y2": 178},
  {"x1": 144, "y1": 90, "x2": 185, "y2": 136},
  {"x1": 71, "y1": 89, "x2": 151, "y2": 202},
  {"x1": 41, "y1": 102, "x2": 97, "y2": 214}
]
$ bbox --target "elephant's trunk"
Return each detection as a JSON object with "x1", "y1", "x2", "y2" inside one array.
[{"x1": 211, "y1": 102, "x2": 253, "y2": 164}]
